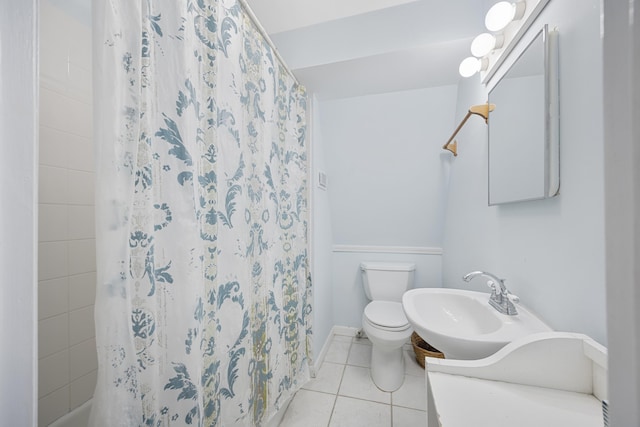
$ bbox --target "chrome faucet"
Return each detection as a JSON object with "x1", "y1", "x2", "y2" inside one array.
[{"x1": 463, "y1": 271, "x2": 519, "y2": 315}]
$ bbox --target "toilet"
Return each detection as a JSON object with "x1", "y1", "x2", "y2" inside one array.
[{"x1": 360, "y1": 261, "x2": 415, "y2": 392}]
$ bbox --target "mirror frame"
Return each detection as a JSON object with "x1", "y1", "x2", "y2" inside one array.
[{"x1": 487, "y1": 24, "x2": 560, "y2": 206}]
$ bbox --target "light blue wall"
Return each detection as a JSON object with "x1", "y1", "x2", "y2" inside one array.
[
  {"x1": 0, "y1": 0, "x2": 38, "y2": 424},
  {"x1": 318, "y1": 86, "x2": 458, "y2": 328},
  {"x1": 303, "y1": 0, "x2": 607, "y2": 352},
  {"x1": 442, "y1": 0, "x2": 606, "y2": 344},
  {"x1": 311, "y1": 96, "x2": 335, "y2": 360},
  {"x1": 321, "y1": 86, "x2": 458, "y2": 247}
]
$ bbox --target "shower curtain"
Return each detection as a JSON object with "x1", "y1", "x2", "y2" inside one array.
[{"x1": 90, "y1": 1, "x2": 311, "y2": 425}]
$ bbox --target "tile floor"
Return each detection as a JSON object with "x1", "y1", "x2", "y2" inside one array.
[{"x1": 279, "y1": 333, "x2": 427, "y2": 427}]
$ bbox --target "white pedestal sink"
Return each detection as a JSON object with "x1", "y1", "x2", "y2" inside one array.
[{"x1": 402, "y1": 288, "x2": 551, "y2": 359}]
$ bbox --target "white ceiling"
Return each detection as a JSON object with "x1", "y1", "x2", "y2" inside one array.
[
  {"x1": 246, "y1": 0, "x2": 493, "y2": 99},
  {"x1": 245, "y1": 0, "x2": 420, "y2": 34},
  {"x1": 51, "y1": 0, "x2": 492, "y2": 100}
]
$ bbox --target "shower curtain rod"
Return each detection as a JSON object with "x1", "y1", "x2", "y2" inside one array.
[{"x1": 237, "y1": 0, "x2": 301, "y2": 86}]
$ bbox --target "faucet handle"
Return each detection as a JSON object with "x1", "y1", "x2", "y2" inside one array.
[
  {"x1": 486, "y1": 280, "x2": 501, "y2": 298},
  {"x1": 507, "y1": 292, "x2": 520, "y2": 304},
  {"x1": 486, "y1": 279, "x2": 503, "y2": 292}
]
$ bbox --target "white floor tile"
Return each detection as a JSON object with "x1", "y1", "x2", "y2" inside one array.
[
  {"x1": 279, "y1": 389, "x2": 335, "y2": 427},
  {"x1": 354, "y1": 336, "x2": 372, "y2": 346},
  {"x1": 274, "y1": 334, "x2": 430, "y2": 427},
  {"x1": 392, "y1": 375, "x2": 427, "y2": 411},
  {"x1": 347, "y1": 342, "x2": 371, "y2": 368},
  {"x1": 403, "y1": 350, "x2": 425, "y2": 377},
  {"x1": 392, "y1": 406, "x2": 426, "y2": 427},
  {"x1": 329, "y1": 396, "x2": 391, "y2": 427},
  {"x1": 332, "y1": 334, "x2": 353, "y2": 343},
  {"x1": 338, "y1": 365, "x2": 390, "y2": 404},
  {"x1": 303, "y1": 362, "x2": 345, "y2": 394},
  {"x1": 325, "y1": 340, "x2": 351, "y2": 364}
]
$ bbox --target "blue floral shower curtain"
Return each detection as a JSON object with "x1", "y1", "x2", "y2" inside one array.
[{"x1": 90, "y1": 1, "x2": 311, "y2": 425}]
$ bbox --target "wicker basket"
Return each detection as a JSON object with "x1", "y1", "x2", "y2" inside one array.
[{"x1": 411, "y1": 332, "x2": 444, "y2": 368}]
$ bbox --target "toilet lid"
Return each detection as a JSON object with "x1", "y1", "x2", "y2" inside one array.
[{"x1": 364, "y1": 301, "x2": 409, "y2": 329}]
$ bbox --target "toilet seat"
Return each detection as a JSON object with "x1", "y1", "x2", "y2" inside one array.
[{"x1": 364, "y1": 301, "x2": 410, "y2": 331}]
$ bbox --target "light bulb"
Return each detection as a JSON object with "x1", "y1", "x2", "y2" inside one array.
[
  {"x1": 459, "y1": 57, "x2": 481, "y2": 78},
  {"x1": 471, "y1": 33, "x2": 504, "y2": 57},
  {"x1": 485, "y1": 1, "x2": 526, "y2": 32}
]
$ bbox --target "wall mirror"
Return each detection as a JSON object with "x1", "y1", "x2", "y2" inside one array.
[{"x1": 488, "y1": 24, "x2": 559, "y2": 205}]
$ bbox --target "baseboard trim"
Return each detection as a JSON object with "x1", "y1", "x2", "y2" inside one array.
[
  {"x1": 332, "y1": 245, "x2": 443, "y2": 255},
  {"x1": 332, "y1": 325, "x2": 360, "y2": 337},
  {"x1": 313, "y1": 325, "x2": 361, "y2": 373}
]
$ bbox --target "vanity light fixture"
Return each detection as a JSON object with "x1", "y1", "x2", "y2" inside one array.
[
  {"x1": 456, "y1": 0, "x2": 550, "y2": 83},
  {"x1": 458, "y1": 57, "x2": 488, "y2": 78},
  {"x1": 458, "y1": 0, "x2": 528, "y2": 78},
  {"x1": 471, "y1": 33, "x2": 505, "y2": 58},
  {"x1": 485, "y1": 1, "x2": 526, "y2": 32}
]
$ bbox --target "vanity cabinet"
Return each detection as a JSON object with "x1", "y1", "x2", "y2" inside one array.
[{"x1": 424, "y1": 332, "x2": 607, "y2": 427}]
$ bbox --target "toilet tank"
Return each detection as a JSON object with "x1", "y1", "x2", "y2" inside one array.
[{"x1": 360, "y1": 262, "x2": 416, "y2": 302}]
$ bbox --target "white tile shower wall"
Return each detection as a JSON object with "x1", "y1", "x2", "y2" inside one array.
[{"x1": 38, "y1": 1, "x2": 95, "y2": 426}]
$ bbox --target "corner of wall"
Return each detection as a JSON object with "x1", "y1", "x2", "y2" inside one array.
[{"x1": 310, "y1": 94, "x2": 335, "y2": 360}]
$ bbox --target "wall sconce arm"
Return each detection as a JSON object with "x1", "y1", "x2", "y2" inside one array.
[{"x1": 442, "y1": 103, "x2": 496, "y2": 157}]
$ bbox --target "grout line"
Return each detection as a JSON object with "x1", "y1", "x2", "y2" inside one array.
[
  {"x1": 390, "y1": 384, "x2": 394, "y2": 408},
  {"x1": 38, "y1": 382, "x2": 70, "y2": 402},
  {"x1": 68, "y1": 304, "x2": 95, "y2": 314},
  {"x1": 335, "y1": 394, "x2": 392, "y2": 406},
  {"x1": 39, "y1": 122, "x2": 93, "y2": 139},
  {"x1": 326, "y1": 386, "x2": 339, "y2": 426},
  {"x1": 324, "y1": 393, "x2": 338, "y2": 427},
  {"x1": 298, "y1": 388, "x2": 339, "y2": 398},
  {"x1": 38, "y1": 202, "x2": 95, "y2": 206},
  {"x1": 40, "y1": 83, "x2": 93, "y2": 106},
  {"x1": 38, "y1": 163, "x2": 94, "y2": 172},
  {"x1": 38, "y1": 165, "x2": 96, "y2": 174},
  {"x1": 38, "y1": 347, "x2": 68, "y2": 362},
  {"x1": 38, "y1": 124, "x2": 93, "y2": 140},
  {"x1": 392, "y1": 403, "x2": 427, "y2": 411},
  {"x1": 326, "y1": 337, "x2": 352, "y2": 427},
  {"x1": 293, "y1": 334, "x2": 427, "y2": 426},
  {"x1": 39, "y1": 272, "x2": 96, "y2": 284},
  {"x1": 69, "y1": 336, "x2": 97, "y2": 351},
  {"x1": 39, "y1": 238, "x2": 96, "y2": 244}
]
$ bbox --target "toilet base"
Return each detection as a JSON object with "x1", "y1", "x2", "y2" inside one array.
[{"x1": 370, "y1": 344, "x2": 405, "y2": 392}]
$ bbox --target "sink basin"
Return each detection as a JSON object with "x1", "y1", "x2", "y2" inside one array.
[{"x1": 402, "y1": 288, "x2": 551, "y2": 360}]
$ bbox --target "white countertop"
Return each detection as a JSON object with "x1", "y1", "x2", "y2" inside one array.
[
  {"x1": 429, "y1": 372, "x2": 603, "y2": 427},
  {"x1": 424, "y1": 332, "x2": 608, "y2": 427}
]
